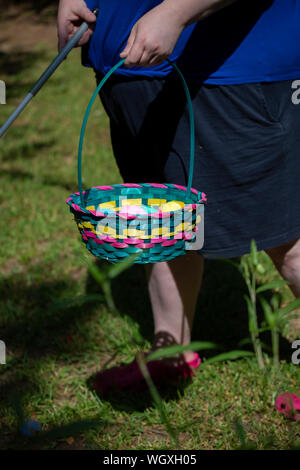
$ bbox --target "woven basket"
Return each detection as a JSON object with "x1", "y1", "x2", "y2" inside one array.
[{"x1": 66, "y1": 59, "x2": 207, "y2": 264}]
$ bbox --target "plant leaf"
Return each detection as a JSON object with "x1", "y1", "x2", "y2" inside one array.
[
  {"x1": 259, "y1": 296, "x2": 276, "y2": 329},
  {"x1": 278, "y1": 298, "x2": 300, "y2": 317},
  {"x1": 136, "y1": 353, "x2": 179, "y2": 447},
  {"x1": 256, "y1": 280, "x2": 290, "y2": 293},
  {"x1": 108, "y1": 252, "x2": 141, "y2": 279},
  {"x1": 250, "y1": 239, "x2": 258, "y2": 266},
  {"x1": 146, "y1": 341, "x2": 219, "y2": 361},
  {"x1": 203, "y1": 350, "x2": 254, "y2": 365}
]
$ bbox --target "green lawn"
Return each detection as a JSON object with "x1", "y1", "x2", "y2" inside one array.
[{"x1": 1, "y1": 24, "x2": 300, "y2": 450}]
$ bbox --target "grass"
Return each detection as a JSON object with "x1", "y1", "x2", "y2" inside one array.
[{"x1": 0, "y1": 14, "x2": 300, "y2": 450}]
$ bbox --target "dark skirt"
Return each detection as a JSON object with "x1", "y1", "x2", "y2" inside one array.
[{"x1": 97, "y1": 72, "x2": 300, "y2": 258}]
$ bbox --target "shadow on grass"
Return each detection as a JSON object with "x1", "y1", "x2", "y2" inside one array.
[
  {"x1": 0, "y1": 138, "x2": 56, "y2": 161},
  {"x1": 0, "y1": 168, "x2": 33, "y2": 180},
  {"x1": 0, "y1": 275, "x2": 104, "y2": 359},
  {"x1": 87, "y1": 359, "x2": 194, "y2": 413},
  {"x1": 0, "y1": 49, "x2": 53, "y2": 97},
  {"x1": 0, "y1": 256, "x2": 293, "y2": 446},
  {"x1": 0, "y1": 269, "x2": 109, "y2": 449},
  {"x1": 86, "y1": 257, "x2": 293, "y2": 361},
  {"x1": 82, "y1": 256, "x2": 292, "y2": 414}
]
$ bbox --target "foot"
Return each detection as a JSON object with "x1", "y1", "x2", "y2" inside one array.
[{"x1": 149, "y1": 331, "x2": 195, "y2": 364}]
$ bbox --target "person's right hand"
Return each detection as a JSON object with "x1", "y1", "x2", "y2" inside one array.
[{"x1": 57, "y1": 0, "x2": 96, "y2": 52}]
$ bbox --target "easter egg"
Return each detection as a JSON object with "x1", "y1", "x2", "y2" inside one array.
[
  {"x1": 160, "y1": 201, "x2": 183, "y2": 212},
  {"x1": 119, "y1": 205, "x2": 148, "y2": 216}
]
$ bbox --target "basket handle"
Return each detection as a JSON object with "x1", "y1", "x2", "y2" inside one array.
[{"x1": 77, "y1": 58, "x2": 195, "y2": 207}]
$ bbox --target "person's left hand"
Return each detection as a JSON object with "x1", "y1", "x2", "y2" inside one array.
[{"x1": 120, "y1": 3, "x2": 184, "y2": 67}]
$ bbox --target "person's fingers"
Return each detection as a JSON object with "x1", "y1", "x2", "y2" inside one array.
[
  {"x1": 147, "y1": 54, "x2": 167, "y2": 67},
  {"x1": 76, "y1": 28, "x2": 94, "y2": 47},
  {"x1": 124, "y1": 41, "x2": 146, "y2": 67},
  {"x1": 58, "y1": 23, "x2": 73, "y2": 51},
  {"x1": 120, "y1": 26, "x2": 137, "y2": 58},
  {"x1": 74, "y1": 3, "x2": 97, "y2": 24},
  {"x1": 58, "y1": 1, "x2": 96, "y2": 52},
  {"x1": 138, "y1": 50, "x2": 157, "y2": 67}
]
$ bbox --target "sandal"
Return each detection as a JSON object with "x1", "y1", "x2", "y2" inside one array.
[
  {"x1": 93, "y1": 352, "x2": 201, "y2": 396},
  {"x1": 274, "y1": 391, "x2": 300, "y2": 421}
]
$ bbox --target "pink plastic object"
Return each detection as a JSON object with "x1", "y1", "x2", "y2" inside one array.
[
  {"x1": 274, "y1": 391, "x2": 300, "y2": 420},
  {"x1": 93, "y1": 352, "x2": 201, "y2": 395}
]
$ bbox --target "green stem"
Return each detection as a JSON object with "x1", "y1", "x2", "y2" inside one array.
[
  {"x1": 249, "y1": 273, "x2": 265, "y2": 369},
  {"x1": 272, "y1": 327, "x2": 279, "y2": 367},
  {"x1": 136, "y1": 353, "x2": 180, "y2": 448},
  {"x1": 102, "y1": 280, "x2": 116, "y2": 312}
]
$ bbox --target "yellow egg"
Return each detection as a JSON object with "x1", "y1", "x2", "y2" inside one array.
[{"x1": 160, "y1": 201, "x2": 183, "y2": 212}]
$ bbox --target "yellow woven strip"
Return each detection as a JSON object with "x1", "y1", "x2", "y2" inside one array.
[
  {"x1": 82, "y1": 221, "x2": 95, "y2": 230},
  {"x1": 96, "y1": 226, "x2": 117, "y2": 237},
  {"x1": 98, "y1": 201, "x2": 116, "y2": 209},
  {"x1": 148, "y1": 198, "x2": 166, "y2": 206},
  {"x1": 122, "y1": 228, "x2": 146, "y2": 238}
]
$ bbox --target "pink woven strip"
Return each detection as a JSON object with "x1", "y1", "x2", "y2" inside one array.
[
  {"x1": 111, "y1": 242, "x2": 129, "y2": 249},
  {"x1": 93, "y1": 210, "x2": 106, "y2": 217},
  {"x1": 201, "y1": 193, "x2": 207, "y2": 202},
  {"x1": 72, "y1": 204, "x2": 86, "y2": 214},
  {"x1": 94, "y1": 185, "x2": 114, "y2": 190},
  {"x1": 161, "y1": 239, "x2": 177, "y2": 247},
  {"x1": 73, "y1": 190, "x2": 88, "y2": 196},
  {"x1": 174, "y1": 233, "x2": 184, "y2": 240},
  {"x1": 151, "y1": 211, "x2": 171, "y2": 219},
  {"x1": 151, "y1": 211, "x2": 163, "y2": 219},
  {"x1": 100, "y1": 235, "x2": 116, "y2": 242},
  {"x1": 93, "y1": 238, "x2": 105, "y2": 245},
  {"x1": 123, "y1": 238, "x2": 141, "y2": 245},
  {"x1": 183, "y1": 204, "x2": 195, "y2": 210},
  {"x1": 150, "y1": 237, "x2": 168, "y2": 243},
  {"x1": 118, "y1": 213, "x2": 137, "y2": 220},
  {"x1": 84, "y1": 231, "x2": 97, "y2": 239},
  {"x1": 191, "y1": 188, "x2": 198, "y2": 195},
  {"x1": 136, "y1": 242, "x2": 155, "y2": 249},
  {"x1": 82, "y1": 233, "x2": 88, "y2": 241},
  {"x1": 172, "y1": 184, "x2": 187, "y2": 191},
  {"x1": 146, "y1": 183, "x2": 168, "y2": 188},
  {"x1": 120, "y1": 183, "x2": 143, "y2": 188}
]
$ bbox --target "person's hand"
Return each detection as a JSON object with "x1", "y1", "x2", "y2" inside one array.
[
  {"x1": 57, "y1": 0, "x2": 96, "y2": 52},
  {"x1": 120, "y1": 3, "x2": 184, "y2": 67}
]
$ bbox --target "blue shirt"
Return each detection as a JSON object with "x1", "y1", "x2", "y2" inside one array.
[{"x1": 83, "y1": 0, "x2": 300, "y2": 84}]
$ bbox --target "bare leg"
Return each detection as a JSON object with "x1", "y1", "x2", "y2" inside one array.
[
  {"x1": 265, "y1": 237, "x2": 300, "y2": 297},
  {"x1": 145, "y1": 252, "x2": 204, "y2": 362}
]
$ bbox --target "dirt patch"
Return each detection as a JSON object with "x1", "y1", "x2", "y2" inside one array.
[{"x1": 0, "y1": 4, "x2": 57, "y2": 54}]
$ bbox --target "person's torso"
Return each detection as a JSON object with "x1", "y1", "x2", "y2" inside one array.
[{"x1": 83, "y1": 0, "x2": 300, "y2": 84}]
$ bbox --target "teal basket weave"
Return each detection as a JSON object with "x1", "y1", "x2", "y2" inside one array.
[{"x1": 66, "y1": 59, "x2": 207, "y2": 264}]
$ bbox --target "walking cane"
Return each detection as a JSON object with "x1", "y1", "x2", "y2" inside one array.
[{"x1": 0, "y1": 8, "x2": 99, "y2": 138}]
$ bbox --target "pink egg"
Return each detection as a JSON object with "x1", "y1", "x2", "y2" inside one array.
[{"x1": 119, "y1": 205, "x2": 148, "y2": 216}]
